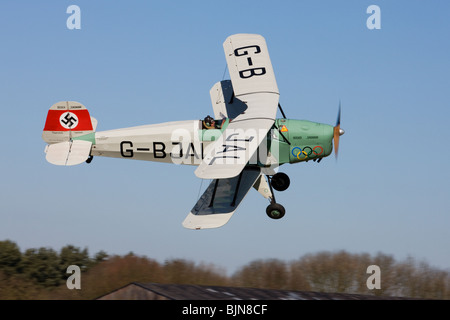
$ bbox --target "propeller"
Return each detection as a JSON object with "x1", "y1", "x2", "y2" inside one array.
[{"x1": 333, "y1": 102, "x2": 345, "y2": 159}]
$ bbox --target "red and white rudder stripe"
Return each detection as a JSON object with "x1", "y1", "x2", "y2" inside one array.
[
  {"x1": 42, "y1": 101, "x2": 97, "y2": 166},
  {"x1": 42, "y1": 101, "x2": 97, "y2": 144}
]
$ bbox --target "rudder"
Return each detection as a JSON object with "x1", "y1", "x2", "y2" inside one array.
[
  {"x1": 42, "y1": 101, "x2": 97, "y2": 166},
  {"x1": 42, "y1": 101, "x2": 97, "y2": 144}
]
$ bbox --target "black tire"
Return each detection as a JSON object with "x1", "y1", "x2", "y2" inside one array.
[
  {"x1": 271, "y1": 172, "x2": 290, "y2": 191},
  {"x1": 266, "y1": 203, "x2": 286, "y2": 219}
]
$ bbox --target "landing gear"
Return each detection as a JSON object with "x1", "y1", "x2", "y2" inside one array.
[
  {"x1": 265, "y1": 173, "x2": 289, "y2": 220},
  {"x1": 271, "y1": 172, "x2": 290, "y2": 191},
  {"x1": 266, "y1": 203, "x2": 285, "y2": 219}
]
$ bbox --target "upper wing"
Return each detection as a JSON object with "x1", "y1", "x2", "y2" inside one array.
[
  {"x1": 223, "y1": 34, "x2": 279, "y2": 97},
  {"x1": 195, "y1": 34, "x2": 279, "y2": 179}
]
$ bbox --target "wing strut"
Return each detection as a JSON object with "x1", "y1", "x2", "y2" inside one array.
[
  {"x1": 278, "y1": 103, "x2": 287, "y2": 119},
  {"x1": 273, "y1": 124, "x2": 291, "y2": 145},
  {"x1": 230, "y1": 171, "x2": 244, "y2": 207},
  {"x1": 208, "y1": 179, "x2": 220, "y2": 207}
]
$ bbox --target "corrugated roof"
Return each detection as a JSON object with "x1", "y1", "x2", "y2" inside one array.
[{"x1": 99, "y1": 282, "x2": 416, "y2": 300}]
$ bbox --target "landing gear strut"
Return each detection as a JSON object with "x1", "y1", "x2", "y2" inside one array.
[{"x1": 265, "y1": 173, "x2": 288, "y2": 220}]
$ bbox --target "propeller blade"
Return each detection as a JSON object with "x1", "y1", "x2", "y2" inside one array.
[
  {"x1": 336, "y1": 101, "x2": 341, "y2": 126},
  {"x1": 333, "y1": 102, "x2": 344, "y2": 159},
  {"x1": 334, "y1": 124, "x2": 341, "y2": 159}
]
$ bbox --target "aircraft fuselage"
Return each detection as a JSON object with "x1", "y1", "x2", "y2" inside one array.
[{"x1": 73, "y1": 118, "x2": 334, "y2": 167}]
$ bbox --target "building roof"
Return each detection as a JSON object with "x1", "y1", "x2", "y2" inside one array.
[{"x1": 97, "y1": 282, "x2": 416, "y2": 300}]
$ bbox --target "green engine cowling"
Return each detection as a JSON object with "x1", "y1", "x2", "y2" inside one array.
[{"x1": 273, "y1": 119, "x2": 334, "y2": 165}]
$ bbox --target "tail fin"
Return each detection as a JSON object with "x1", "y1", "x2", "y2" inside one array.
[
  {"x1": 42, "y1": 101, "x2": 97, "y2": 144},
  {"x1": 42, "y1": 101, "x2": 97, "y2": 166}
]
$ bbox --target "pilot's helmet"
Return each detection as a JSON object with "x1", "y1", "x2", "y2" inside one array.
[{"x1": 204, "y1": 115, "x2": 214, "y2": 126}]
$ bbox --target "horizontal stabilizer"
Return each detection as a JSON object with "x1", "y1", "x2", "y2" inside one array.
[
  {"x1": 183, "y1": 167, "x2": 261, "y2": 229},
  {"x1": 45, "y1": 140, "x2": 92, "y2": 166}
]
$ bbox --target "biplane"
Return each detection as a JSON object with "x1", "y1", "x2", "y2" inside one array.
[{"x1": 42, "y1": 34, "x2": 344, "y2": 229}]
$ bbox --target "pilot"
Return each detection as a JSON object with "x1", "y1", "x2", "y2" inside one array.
[{"x1": 203, "y1": 115, "x2": 216, "y2": 129}]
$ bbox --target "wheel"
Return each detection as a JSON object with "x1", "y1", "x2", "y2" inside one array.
[
  {"x1": 271, "y1": 172, "x2": 290, "y2": 191},
  {"x1": 266, "y1": 203, "x2": 286, "y2": 219}
]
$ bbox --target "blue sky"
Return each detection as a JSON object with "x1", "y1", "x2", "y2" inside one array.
[{"x1": 1, "y1": 1, "x2": 449, "y2": 275}]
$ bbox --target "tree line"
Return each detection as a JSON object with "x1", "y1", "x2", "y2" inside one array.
[{"x1": 0, "y1": 239, "x2": 448, "y2": 299}]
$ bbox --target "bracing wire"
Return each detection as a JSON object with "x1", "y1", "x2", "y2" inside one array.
[
  {"x1": 196, "y1": 178, "x2": 205, "y2": 201},
  {"x1": 221, "y1": 63, "x2": 228, "y2": 81}
]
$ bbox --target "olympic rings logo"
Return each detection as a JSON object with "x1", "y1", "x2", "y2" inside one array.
[{"x1": 291, "y1": 146, "x2": 324, "y2": 160}]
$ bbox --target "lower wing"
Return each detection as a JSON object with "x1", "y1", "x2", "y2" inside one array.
[{"x1": 183, "y1": 167, "x2": 261, "y2": 229}]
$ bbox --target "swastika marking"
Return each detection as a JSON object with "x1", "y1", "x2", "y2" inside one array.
[{"x1": 60, "y1": 112, "x2": 79, "y2": 129}]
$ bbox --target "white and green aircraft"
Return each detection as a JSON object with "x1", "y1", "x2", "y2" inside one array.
[{"x1": 42, "y1": 34, "x2": 344, "y2": 230}]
